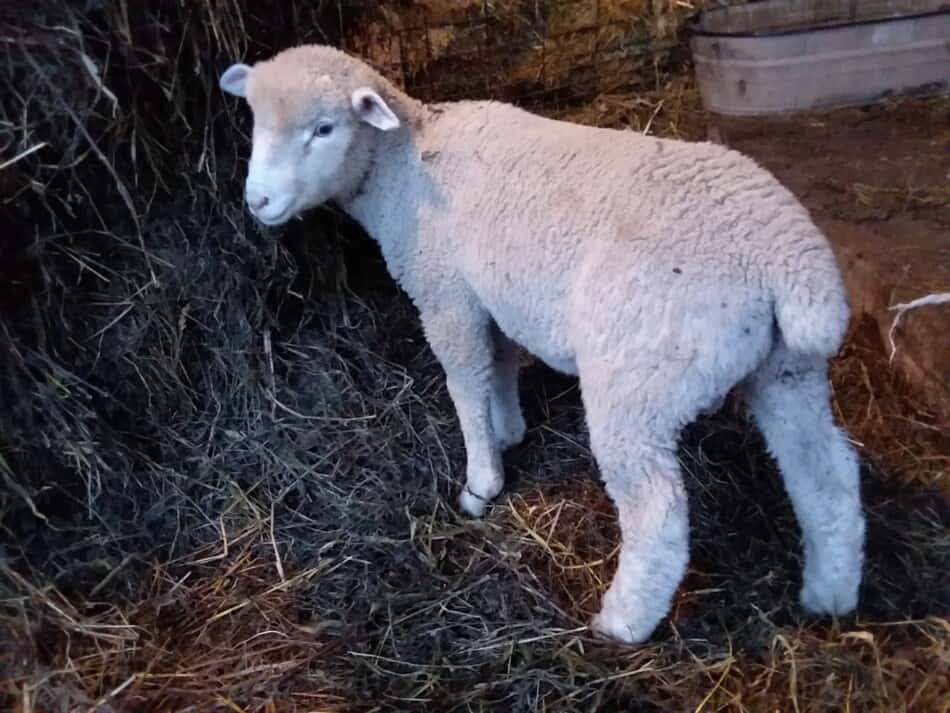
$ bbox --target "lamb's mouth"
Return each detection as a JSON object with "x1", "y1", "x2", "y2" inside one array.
[{"x1": 254, "y1": 205, "x2": 294, "y2": 226}]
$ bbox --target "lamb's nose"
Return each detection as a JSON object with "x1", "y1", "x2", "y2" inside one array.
[{"x1": 246, "y1": 187, "x2": 270, "y2": 212}]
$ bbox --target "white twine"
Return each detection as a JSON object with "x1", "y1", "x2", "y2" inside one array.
[{"x1": 886, "y1": 292, "x2": 950, "y2": 363}]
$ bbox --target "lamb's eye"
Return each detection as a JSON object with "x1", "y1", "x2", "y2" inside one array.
[{"x1": 312, "y1": 122, "x2": 333, "y2": 140}]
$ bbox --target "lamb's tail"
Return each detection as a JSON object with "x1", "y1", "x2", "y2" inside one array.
[{"x1": 772, "y1": 240, "x2": 850, "y2": 358}]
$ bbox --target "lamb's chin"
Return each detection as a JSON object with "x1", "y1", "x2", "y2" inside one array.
[
  {"x1": 257, "y1": 215, "x2": 290, "y2": 227},
  {"x1": 255, "y1": 204, "x2": 300, "y2": 227}
]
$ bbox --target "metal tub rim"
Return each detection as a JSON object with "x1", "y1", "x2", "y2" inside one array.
[{"x1": 686, "y1": 0, "x2": 950, "y2": 39}]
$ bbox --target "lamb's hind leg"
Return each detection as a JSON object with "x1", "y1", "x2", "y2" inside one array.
[
  {"x1": 592, "y1": 446, "x2": 689, "y2": 644},
  {"x1": 581, "y1": 368, "x2": 689, "y2": 644},
  {"x1": 745, "y1": 343, "x2": 864, "y2": 615},
  {"x1": 490, "y1": 324, "x2": 526, "y2": 451}
]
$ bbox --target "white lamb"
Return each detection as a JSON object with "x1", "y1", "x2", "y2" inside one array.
[{"x1": 219, "y1": 45, "x2": 865, "y2": 644}]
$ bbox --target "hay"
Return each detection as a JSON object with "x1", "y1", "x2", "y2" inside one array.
[
  {"x1": 830, "y1": 319, "x2": 949, "y2": 492},
  {"x1": 347, "y1": 0, "x2": 703, "y2": 108},
  {"x1": 554, "y1": 74, "x2": 707, "y2": 138},
  {"x1": 2, "y1": 538, "x2": 346, "y2": 712},
  {"x1": 887, "y1": 293, "x2": 950, "y2": 364},
  {"x1": 1, "y1": 1, "x2": 948, "y2": 712}
]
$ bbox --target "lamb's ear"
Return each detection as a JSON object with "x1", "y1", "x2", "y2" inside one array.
[
  {"x1": 220, "y1": 63, "x2": 251, "y2": 97},
  {"x1": 351, "y1": 87, "x2": 400, "y2": 131}
]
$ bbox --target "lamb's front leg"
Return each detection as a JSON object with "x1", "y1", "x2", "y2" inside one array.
[
  {"x1": 423, "y1": 308, "x2": 504, "y2": 517},
  {"x1": 490, "y1": 324, "x2": 526, "y2": 451}
]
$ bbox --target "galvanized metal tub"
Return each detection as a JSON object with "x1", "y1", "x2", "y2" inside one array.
[{"x1": 689, "y1": 0, "x2": 950, "y2": 116}]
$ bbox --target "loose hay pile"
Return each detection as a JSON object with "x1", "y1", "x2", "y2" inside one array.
[{"x1": 1, "y1": 2, "x2": 948, "y2": 712}]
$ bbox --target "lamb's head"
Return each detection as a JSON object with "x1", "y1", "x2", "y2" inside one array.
[{"x1": 219, "y1": 45, "x2": 402, "y2": 226}]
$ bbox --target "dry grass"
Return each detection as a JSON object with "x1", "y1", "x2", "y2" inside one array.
[
  {"x1": 831, "y1": 319, "x2": 949, "y2": 493},
  {"x1": 3, "y1": 536, "x2": 346, "y2": 712},
  {"x1": 1, "y1": 2, "x2": 948, "y2": 712},
  {"x1": 350, "y1": 0, "x2": 706, "y2": 107},
  {"x1": 555, "y1": 74, "x2": 707, "y2": 138}
]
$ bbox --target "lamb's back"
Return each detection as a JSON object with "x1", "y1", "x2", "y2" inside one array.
[
  {"x1": 415, "y1": 101, "x2": 841, "y2": 362},
  {"x1": 426, "y1": 101, "x2": 810, "y2": 259}
]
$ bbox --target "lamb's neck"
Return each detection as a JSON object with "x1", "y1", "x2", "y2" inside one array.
[{"x1": 340, "y1": 131, "x2": 420, "y2": 265}]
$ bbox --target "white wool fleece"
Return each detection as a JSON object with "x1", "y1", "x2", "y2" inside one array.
[{"x1": 221, "y1": 45, "x2": 866, "y2": 645}]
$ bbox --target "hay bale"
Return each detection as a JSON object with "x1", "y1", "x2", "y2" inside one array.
[{"x1": 346, "y1": 0, "x2": 702, "y2": 107}]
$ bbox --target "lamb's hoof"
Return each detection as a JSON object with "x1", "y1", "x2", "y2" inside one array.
[
  {"x1": 590, "y1": 609, "x2": 652, "y2": 646},
  {"x1": 458, "y1": 487, "x2": 489, "y2": 517},
  {"x1": 800, "y1": 577, "x2": 858, "y2": 616}
]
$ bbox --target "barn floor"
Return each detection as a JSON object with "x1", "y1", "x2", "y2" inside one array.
[{"x1": 3, "y1": 88, "x2": 949, "y2": 711}]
